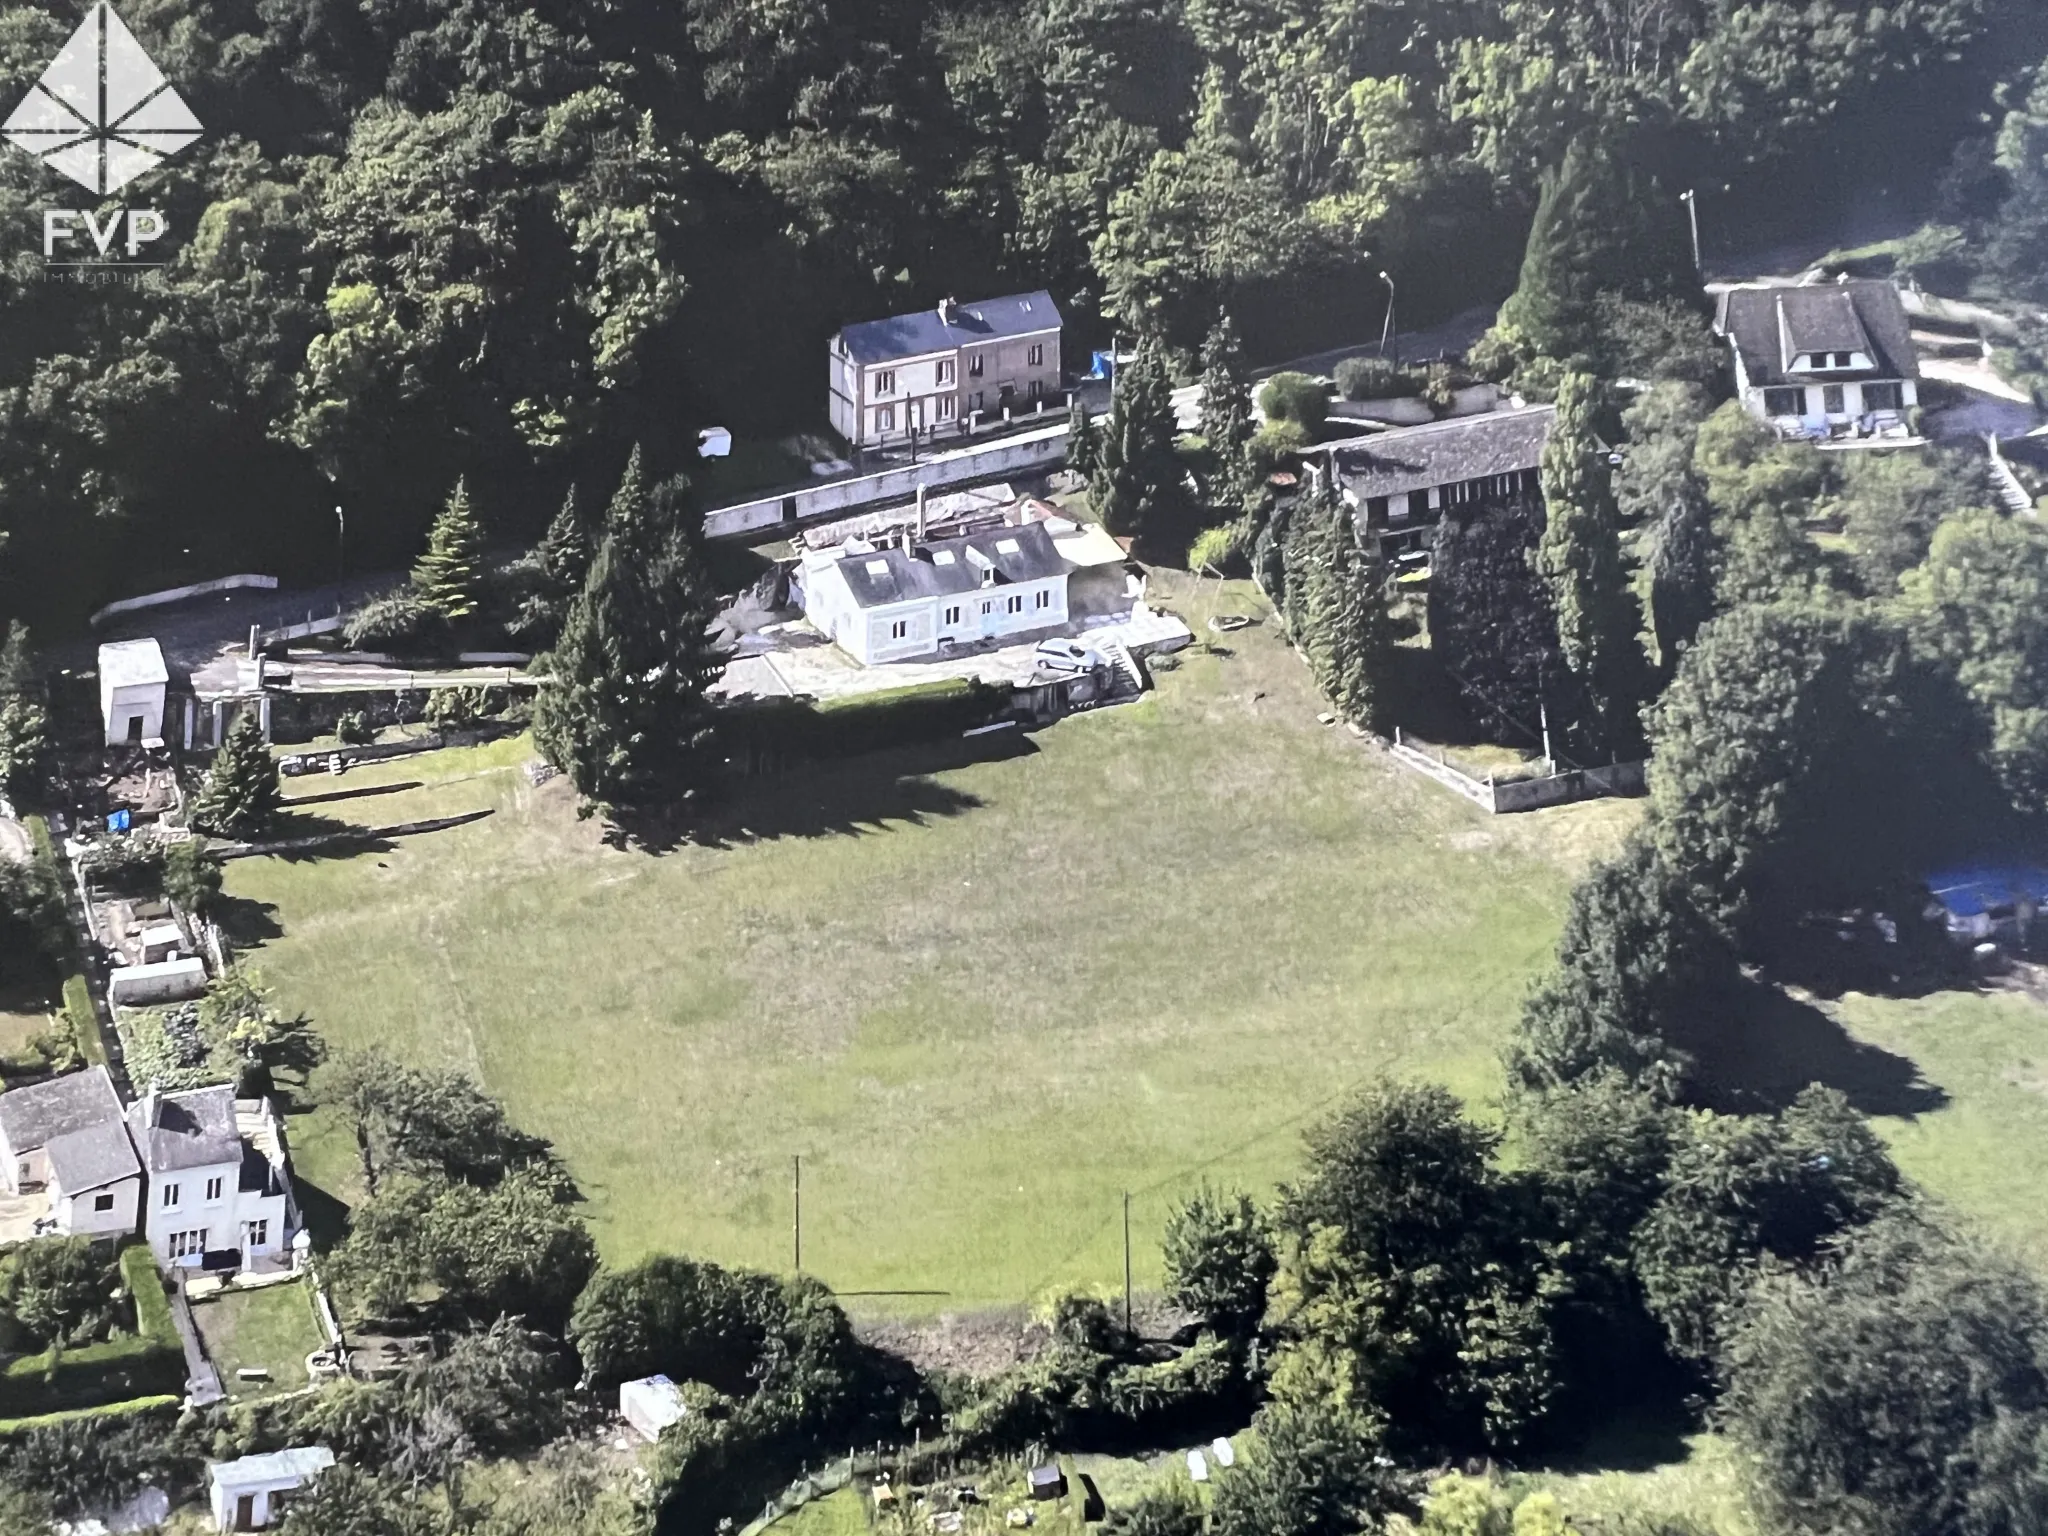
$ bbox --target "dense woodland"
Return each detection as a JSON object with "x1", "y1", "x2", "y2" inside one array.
[{"x1": 0, "y1": 0, "x2": 2042, "y2": 632}]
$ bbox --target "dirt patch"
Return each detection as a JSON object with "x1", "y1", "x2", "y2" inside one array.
[{"x1": 855, "y1": 1308, "x2": 1054, "y2": 1378}]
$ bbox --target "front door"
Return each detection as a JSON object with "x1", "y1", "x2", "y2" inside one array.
[
  {"x1": 234, "y1": 1493, "x2": 256, "y2": 1531},
  {"x1": 126, "y1": 713, "x2": 144, "y2": 743}
]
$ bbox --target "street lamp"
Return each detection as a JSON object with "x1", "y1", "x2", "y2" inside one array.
[
  {"x1": 1377, "y1": 271, "x2": 1396, "y2": 361},
  {"x1": 334, "y1": 504, "x2": 345, "y2": 586},
  {"x1": 1679, "y1": 189, "x2": 1701, "y2": 274}
]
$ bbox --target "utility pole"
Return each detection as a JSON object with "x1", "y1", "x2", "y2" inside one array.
[
  {"x1": 793, "y1": 1155, "x2": 802, "y2": 1273},
  {"x1": 1539, "y1": 698, "x2": 1554, "y2": 775},
  {"x1": 1122, "y1": 1192, "x2": 1133, "y2": 1336},
  {"x1": 1680, "y1": 189, "x2": 1701, "y2": 274}
]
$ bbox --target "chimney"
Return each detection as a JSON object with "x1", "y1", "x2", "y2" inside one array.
[
  {"x1": 939, "y1": 296, "x2": 959, "y2": 325},
  {"x1": 916, "y1": 484, "x2": 928, "y2": 541},
  {"x1": 140, "y1": 1087, "x2": 160, "y2": 1130}
]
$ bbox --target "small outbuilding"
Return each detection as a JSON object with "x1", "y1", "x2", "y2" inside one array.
[
  {"x1": 1027, "y1": 1465, "x2": 1067, "y2": 1501},
  {"x1": 98, "y1": 638, "x2": 170, "y2": 748},
  {"x1": 107, "y1": 957, "x2": 209, "y2": 1007},
  {"x1": 619, "y1": 1374, "x2": 687, "y2": 1443},
  {"x1": 207, "y1": 1446, "x2": 335, "y2": 1531}
]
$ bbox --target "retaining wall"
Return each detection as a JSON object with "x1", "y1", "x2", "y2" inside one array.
[{"x1": 91, "y1": 575, "x2": 277, "y2": 627}]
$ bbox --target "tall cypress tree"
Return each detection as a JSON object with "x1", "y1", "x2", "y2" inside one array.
[
  {"x1": 1537, "y1": 372, "x2": 1646, "y2": 755},
  {"x1": 1198, "y1": 311, "x2": 1254, "y2": 506},
  {"x1": 1066, "y1": 398, "x2": 1099, "y2": 482},
  {"x1": 1329, "y1": 520, "x2": 1393, "y2": 730},
  {"x1": 533, "y1": 447, "x2": 731, "y2": 819},
  {"x1": 412, "y1": 478, "x2": 487, "y2": 622},
  {"x1": 536, "y1": 485, "x2": 591, "y2": 602},
  {"x1": 190, "y1": 712, "x2": 281, "y2": 840},
  {"x1": 1090, "y1": 335, "x2": 1182, "y2": 541},
  {"x1": 0, "y1": 621, "x2": 48, "y2": 801}
]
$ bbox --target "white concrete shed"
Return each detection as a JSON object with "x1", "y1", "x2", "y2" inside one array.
[
  {"x1": 207, "y1": 1446, "x2": 335, "y2": 1531},
  {"x1": 620, "y1": 1374, "x2": 687, "y2": 1442},
  {"x1": 98, "y1": 639, "x2": 169, "y2": 748}
]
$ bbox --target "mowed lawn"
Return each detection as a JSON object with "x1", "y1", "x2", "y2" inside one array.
[{"x1": 225, "y1": 583, "x2": 1634, "y2": 1309}]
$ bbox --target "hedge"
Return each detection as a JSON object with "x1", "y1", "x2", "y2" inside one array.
[
  {"x1": 720, "y1": 678, "x2": 1009, "y2": 772},
  {"x1": 0, "y1": 1249, "x2": 184, "y2": 1419},
  {"x1": 0, "y1": 1394, "x2": 180, "y2": 1436},
  {"x1": 62, "y1": 974, "x2": 105, "y2": 1067}
]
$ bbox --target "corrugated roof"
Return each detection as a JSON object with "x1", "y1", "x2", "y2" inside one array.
[
  {"x1": 209, "y1": 1447, "x2": 336, "y2": 1492},
  {"x1": 98, "y1": 638, "x2": 169, "y2": 689},
  {"x1": 826, "y1": 521, "x2": 1067, "y2": 610},
  {"x1": 0, "y1": 1066, "x2": 125, "y2": 1158},
  {"x1": 1330, "y1": 407, "x2": 1555, "y2": 503},
  {"x1": 1715, "y1": 279, "x2": 1919, "y2": 388},
  {"x1": 838, "y1": 292, "x2": 1061, "y2": 366}
]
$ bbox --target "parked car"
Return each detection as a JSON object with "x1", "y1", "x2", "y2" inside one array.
[{"x1": 1034, "y1": 638, "x2": 1100, "y2": 674}]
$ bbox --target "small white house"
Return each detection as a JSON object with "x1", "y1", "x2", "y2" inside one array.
[
  {"x1": 0, "y1": 1066, "x2": 142, "y2": 1242},
  {"x1": 620, "y1": 1374, "x2": 688, "y2": 1442},
  {"x1": 98, "y1": 638, "x2": 169, "y2": 748},
  {"x1": 797, "y1": 521, "x2": 1071, "y2": 666},
  {"x1": 130, "y1": 1086, "x2": 297, "y2": 1273},
  {"x1": 207, "y1": 1446, "x2": 335, "y2": 1531}
]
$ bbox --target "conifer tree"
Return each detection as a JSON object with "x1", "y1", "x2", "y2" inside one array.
[
  {"x1": 1090, "y1": 335, "x2": 1182, "y2": 541},
  {"x1": 533, "y1": 447, "x2": 730, "y2": 819},
  {"x1": 1066, "y1": 399, "x2": 1099, "y2": 482},
  {"x1": 411, "y1": 478, "x2": 487, "y2": 622},
  {"x1": 1198, "y1": 311, "x2": 1253, "y2": 505},
  {"x1": 1537, "y1": 372, "x2": 1645, "y2": 755},
  {"x1": 190, "y1": 712, "x2": 281, "y2": 840},
  {"x1": 536, "y1": 485, "x2": 591, "y2": 602},
  {"x1": 1328, "y1": 521, "x2": 1393, "y2": 730}
]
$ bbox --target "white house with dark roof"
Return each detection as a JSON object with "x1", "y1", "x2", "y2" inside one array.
[
  {"x1": 797, "y1": 520, "x2": 1071, "y2": 665},
  {"x1": 129, "y1": 1085, "x2": 296, "y2": 1271},
  {"x1": 0, "y1": 1066, "x2": 142, "y2": 1241},
  {"x1": 1325, "y1": 406, "x2": 1557, "y2": 560},
  {"x1": 1714, "y1": 278, "x2": 1920, "y2": 438},
  {"x1": 830, "y1": 292, "x2": 1063, "y2": 449}
]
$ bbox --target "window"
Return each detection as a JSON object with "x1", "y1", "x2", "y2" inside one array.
[
  {"x1": 205, "y1": 1176, "x2": 223, "y2": 1203},
  {"x1": 889, "y1": 620, "x2": 909, "y2": 640},
  {"x1": 936, "y1": 395, "x2": 957, "y2": 421},
  {"x1": 161, "y1": 1183, "x2": 180, "y2": 1210},
  {"x1": 944, "y1": 605, "x2": 962, "y2": 625},
  {"x1": 1029, "y1": 380, "x2": 1042, "y2": 400},
  {"x1": 936, "y1": 358, "x2": 955, "y2": 385},
  {"x1": 93, "y1": 1192, "x2": 115, "y2": 1213},
  {"x1": 1028, "y1": 344, "x2": 1044, "y2": 367},
  {"x1": 874, "y1": 369, "x2": 896, "y2": 395},
  {"x1": 167, "y1": 1229, "x2": 205, "y2": 1260},
  {"x1": 1035, "y1": 590, "x2": 1051, "y2": 610},
  {"x1": 1822, "y1": 384, "x2": 1845, "y2": 415},
  {"x1": 1863, "y1": 381, "x2": 1903, "y2": 412},
  {"x1": 244, "y1": 1219, "x2": 269, "y2": 1249},
  {"x1": 971, "y1": 391, "x2": 984, "y2": 411},
  {"x1": 1006, "y1": 595, "x2": 1023, "y2": 615},
  {"x1": 1834, "y1": 352, "x2": 1854, "y2": 369},
  {"x1": 876, "y1": 405, "x2": 894, "y2": 432},
  {"x1": 981, "y1": 601, "x2": 993, "y2": 615},
  {"x1": 1763, "y1": 386, "x2": 1807, "y2": 417},
  {"x1": 968, "y1": 354, "x2": 984, "y2": 377}
]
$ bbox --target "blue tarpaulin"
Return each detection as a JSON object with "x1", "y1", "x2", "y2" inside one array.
[
  {"x1": 105, "y1": 809, "x2": 130, "y2": 832},
  {"x1": 1086, "y1": 350, "x2": 1116, "y2": 381},
  {"x1": 1924, "y1": 864, "x2": 2048, "y2": 920}
]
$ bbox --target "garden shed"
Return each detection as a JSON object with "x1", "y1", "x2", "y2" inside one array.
[
  {"x1": 207, "y1": 1445, "x2": 335, "y2": 1530},
  {"x1": 98, "y1": 637, "x2": 169, "y2": 748}
]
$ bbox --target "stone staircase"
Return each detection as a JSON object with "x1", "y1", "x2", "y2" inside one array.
[{"x1": 1988, "y1": 434, "x2": 2036, "y2": 517}]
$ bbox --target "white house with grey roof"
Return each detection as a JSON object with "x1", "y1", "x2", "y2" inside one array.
[
  {"x1": 1714, "y1": 278, "x2": 1919, "y2": 438},
  {"x1": 830, "y1": 292, "x2": 1063, "y2": 449},
  {"x1": 1325, "y1": 406, "x2": 1557, "y2": 560},
  {"x1": 797, "y1": 521, "x2": 1071, "y2": 665},
  {"x1": 130, "y1": 1085, "x2": 296, "y2": 1271},
  {"x1": 0, "y1": 1066, "x2": 142, "y2": 1242}
]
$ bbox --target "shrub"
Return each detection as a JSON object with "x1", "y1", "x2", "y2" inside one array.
[
  {"x1": 1256, "y1": 372, "x2": 1330, "y2": 429},
  {"x1": 1249, "y1": 419, "x2": 1312, "y2": 468},
  {"x1": 72, "y1": 838, "x2": 163, "y2": 897},
  {"x1": 2, "y1": 1239, "x2": 121, "y2": 1348},
  {"x1": 343, "y1": 591, "x2": 437, "y2": 653},
  {"x1": 1188, "y1": 520, "x2": 1253, "y2": 576},
  {"x1": 1421, "y1": 361, "x2": 1459, "y2": 414},
  {"x1": 1163, "y1": 1186, "x2": 1275, "y2": 1335},
  {"x1": 162, "y1": 840, "x2": 221, "y2": 920},
  {"x1": 334, "y1": 710, "x2": 373, "y2": 747},
  {"x1": 1335, "y1": 356, "x2": 1411, "y2": 401},
  {"x1": 62, "y1": 975, "x2": 104, "y2": 1067}
]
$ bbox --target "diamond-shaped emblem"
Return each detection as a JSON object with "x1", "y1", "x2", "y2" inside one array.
[{"x1": 2, "y1": 3, "x2": 201, "y2": 196}]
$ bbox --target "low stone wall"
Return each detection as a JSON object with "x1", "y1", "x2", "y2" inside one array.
[
  {"x1": 1388, "y1": 731, "x2": 1645, "y2": 814},
  {"x1": 91, "y1": 574, "x2": 277, "y2": 627}
]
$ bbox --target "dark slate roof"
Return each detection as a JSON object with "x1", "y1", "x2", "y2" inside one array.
[
  {"x1": 0, "y1": 1066, "x2": 125, "y2": 1156},
  {"x1": 44, "y1": 1122, "x2": 141, "y2": 1193},
  {"x1": 1330, "y1": 407, "x2": 1555, "y2": 502},
  {"x1": 1715, "y1": 280, "x2": 1919, "y2": 387},
  {"x1": 128, "y1": 1085, "x2": 242, "y2": 1173},
  {"x1": 837, "y1": 292, "x2": 1061, "y2": 366},
  {"x1": 829, "y1": 521, "x2": 1067, "y2": 610}
]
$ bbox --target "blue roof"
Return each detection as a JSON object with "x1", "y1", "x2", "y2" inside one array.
[
  {"x1": 837, "y1": 291, "x2": 1061, "y2": 365},
  {"x1": 1924, "y1": 864, "x2": 2048, "y2": 919}
]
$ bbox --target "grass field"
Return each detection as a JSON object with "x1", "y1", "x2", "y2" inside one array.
[
  {"x1": 223, "y1": 578, "x2": 1633, "y2": 1310},
  {"x1": 190, "y1": 1279, "x2": 325, "y2": 1398}
]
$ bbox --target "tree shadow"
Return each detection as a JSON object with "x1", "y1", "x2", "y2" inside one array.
[
  {"x1": 291, "y1": 1173, "x2": 352, "y2": 1253},
  {"x1": 1664, "y1": 973, "x2": 1948, "y2": 1118},
  {"x1": 609, "y1": 729, "x2": 1030, "y2": 851},
  {"x1": 212, "y1": 894, "x2": 283, "y2": 947},
  {"x1": 280, "y1": 780, "x2": 424, "y2": 809}
]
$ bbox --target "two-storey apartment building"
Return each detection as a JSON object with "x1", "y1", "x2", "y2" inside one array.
[{"x1": 830, "y1": 292, "x2": 1063, "y2": 449}]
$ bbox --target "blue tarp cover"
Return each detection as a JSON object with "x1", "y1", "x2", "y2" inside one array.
[{"x1": 1925, "y1": 864, "x2": 2048, "y2": 918}]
